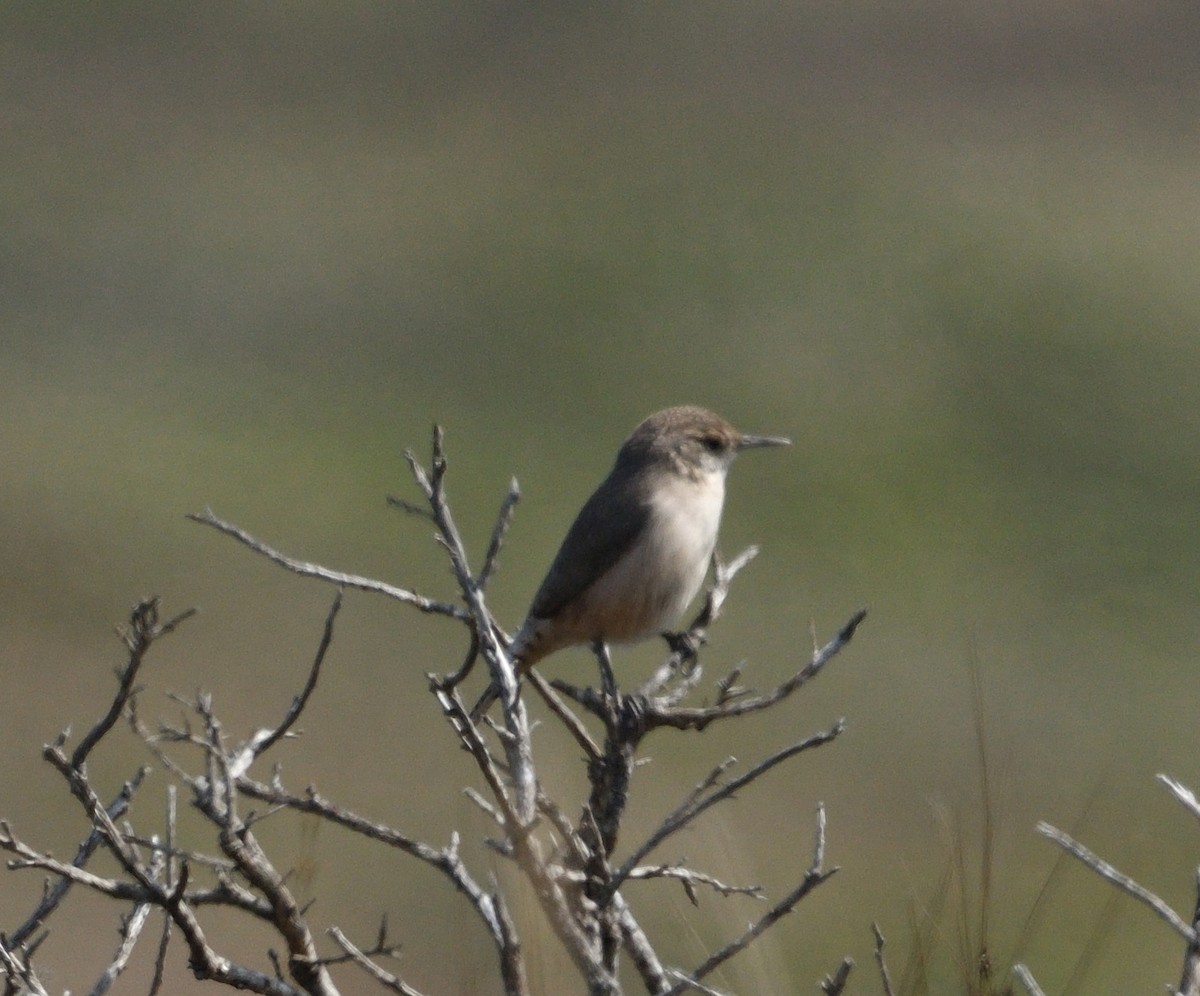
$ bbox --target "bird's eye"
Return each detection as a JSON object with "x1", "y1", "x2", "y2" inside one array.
[{"x1": 700, "y1": 434, "x2": 723, "y2": 453}]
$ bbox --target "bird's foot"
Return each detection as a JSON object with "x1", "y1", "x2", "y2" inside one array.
[{"x1": 663, "y1": 630, "x2": 705, "y2": 661}]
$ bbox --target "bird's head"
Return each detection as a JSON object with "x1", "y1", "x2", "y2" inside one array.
[{"x1": 619, "y1": 406, "x2": 791, "y2": 481}]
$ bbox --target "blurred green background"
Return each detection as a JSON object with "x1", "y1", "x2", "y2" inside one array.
[{"x1": 3, "y1": 3, "x2": 1200, "y2": 992}]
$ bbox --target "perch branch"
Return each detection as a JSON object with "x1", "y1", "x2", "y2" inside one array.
[
  {"x1": 637, "y1": 547, "x2": 760, "y2": 698},
  {"x1": 644, "y1": 609, "x2": 866, "y2": 731}
]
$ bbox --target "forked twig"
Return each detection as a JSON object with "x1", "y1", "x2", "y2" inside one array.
[
  {"x1": 610, "y1": 723, "x2": 844, "y2": 897},
  {"x1": 328, "y1": 925, "x2": 427, "y2": 996},
  {"x1": 664, "y1": 804, "x2": 839, "y2": 994}
]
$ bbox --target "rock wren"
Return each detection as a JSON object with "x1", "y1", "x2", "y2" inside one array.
[{"x1": 471, "y1": 405, "x2": 790, "y2": 720}]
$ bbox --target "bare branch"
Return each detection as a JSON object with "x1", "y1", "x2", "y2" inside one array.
[
  {"x1": 820, "y1": 957, "x2": 854, "y2": 995},
  {"x1": 0, "y1": 939, "x2": 50, "y2": 996},
  {"x1": 328, "y1": 925, "x2": 427, "y2": 996},
  {"x1": 872, "y1": 922, "x2": 897, "y2": 996},
  {"x1": 1178, "y1": 867, "x2": 1200, "y2": 996},
  {"x1": 491, "y1": 884, "x2": 530, "y2": 996},
  {"x1": 244, "y1": 590, "x2": 343, "y2": 760},
  {"x1": 1160, "y1": 774, "x2": 1200, "y2": 827},
  {"x1": 199, "y1": 798, "x2": 335, "y2": 992},
  {"x1": 429, "y1": 681, "x2": 525, "y2": 842},
  {"x1": 2, "y1": 820, "x2": 150, "y2": 903},
  {"x1": 526, "y1": 669, "x2": 601, "y2": 760},
  {"x1": 1036, "y1": 821, "x2": 1195, "y2": 942},
  {"x1": 638, "y1": 547, "x2": 759, "y2": 698},
  {"x1": 1013, "y1": 963, "x2": 1047, "y2": 996},
  {"x1": 644, "y1": 609, "x2": 866, "y2": 731},
  {"x1": 622, "y1": 864, "x2": 763, "y2": 902},
  {"x1": 610, "y1": 723, "x2": 844, "y2": 897},
  {"x1": 74, "y1": 598, "x2": 195, "y2": 769},
  {"x1": 188, "y1": 508, "x2": 467, "y2": 620},
  {"x1": 478, "y1": 477, "x2": 521, "y2": 589},
  {"x1": 615, "y1": 894, "x2": 669, "y2": 995},
  {"x1": 665, "y1": 970, "x2": 730, "y2": 996},
  {"x1": 403, "y1": 428, "x2": 475, "y2": 590},
  {"x1": 87, "y1": 847, "x2": 165, "y2": 996},
  {"x1": 407, "y1": 429, "x2": 538, "y2": 827},
  {"x1": 7, "y1": 767, "x2": 149, "y2": 948},
  {"x1": 665, "y1": 804, "x2": 840, "y2": 993},
  {"x1": 237, "y1": 774, "x2": 508, "y2": 949},
  {"x1": 438, "y1": 629, "x2": 481, "y2": 691},
  {"x1": 28, "y1": 744, "x2": 304, "y2": 995},
  {"x1": 149, "y1": 787, "x2": 177, "y2": 996}
]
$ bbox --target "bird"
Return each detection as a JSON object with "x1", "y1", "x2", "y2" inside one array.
[{"x1": 470, "y1": 405, "x2": 790, "y2": 721}]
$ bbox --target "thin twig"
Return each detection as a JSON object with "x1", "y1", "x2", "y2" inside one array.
[
  {"x1": 526, "y1": 669, "x2": 601, "y2": 760},
  {"x1": 1013, "y1": 963, "x2": 1047, "y2": 996},
  {"x1": 644, "y1": 609, "x2": 866, "y2": 731},
  {"x1": 872, "y1": 922, "x2": 896, "y2": 996},
  {"x1": 2, "y1": 825, "x2": 149, "y2": 903},
  {"x1": 408, "y1": 429, "x2": 538, "y2": 827},
  {"x1": 478, "y1": 477, "x2": 521, "y2": 589},
  {"x1": 6, "y1": 768, "x2": 149, "y2": 948},
  {"x1": 74, "y1": 599, "x2": 195, "y2": 769},
  {"x1": 237, "y1": 773, "x2": 507, "y2": 947},
  {"x1": 1036, "y1": 821, "x2": 1195, "y2": 941},
  {"x1": 665, "y1": 804, "x2": 839, "y2": 993},
  {"x1": 149, "y1": 788, "x2": 176, "y2": 996},
  {"x1": 638, "y1": 547, "x2": 759, "y2": 698},
  {"x1": 328, "y1": 926, "x2": 428, "y2": 996},
  {"x1": 246, "y1": 590, "x2": 343, "y2": 759},
  {"x1": 385, "y1": 494, "x2": 435, "y2": 520},
  {"x1": 1178, "y1": 867, "x2": 1200, "y2": 996},
  {"x1": 610, "y1": 723, "x2": 844, "y2": 897},
  {"x1": 428, "y1": 680, "x2": 524, "y2": 842},
  {"x1": 623, "y1": 864, "x2": 763, "y2": 903},
  {"x1": 820, "y1": 957, "x2": 854, "y2": 995},
  {"x1": 0, "y1": 939, "x2": 50, "y2": 996},
  {"x1": 1160, "y1": 775, "x2": 1200, "y2": 826},
  {"x1": 187, "y1": 509, "x2": 467, "y2": 619},
  {"x1": 440, "y1": 629, "x2": 481, "y2": 690},
  {"x1": 86, "y1": 847, "x2": 165, "y2": 996},
  {"x1": 665, "y1": 970, "x2": 730, "y2": 995}
]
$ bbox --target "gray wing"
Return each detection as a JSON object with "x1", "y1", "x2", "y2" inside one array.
[{"x1": 527, "y1": 470, "x2": 652, "y2": 621}]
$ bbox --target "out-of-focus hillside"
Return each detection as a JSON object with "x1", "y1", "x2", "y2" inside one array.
[{"x1": 3, "y1": 4, "x2": 1199, "y2": 991}]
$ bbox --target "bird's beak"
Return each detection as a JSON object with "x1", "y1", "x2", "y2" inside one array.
[{"x1": 737, "y1": 433, "x2": 792, "y2": 450}]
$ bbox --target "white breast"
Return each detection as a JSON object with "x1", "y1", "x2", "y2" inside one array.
[{"x1": 576, "y1": 470, "x2": 726, "y2": 642}]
